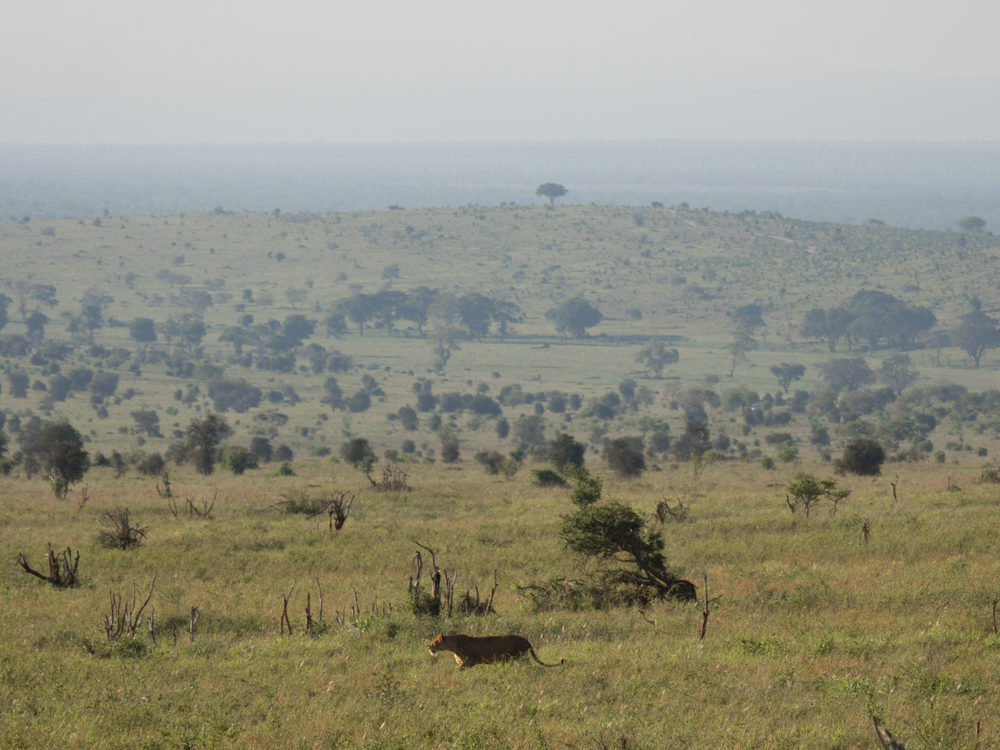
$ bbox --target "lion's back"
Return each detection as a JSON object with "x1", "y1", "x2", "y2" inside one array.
[{"x1": 454, "y1": 634, "x2": 532, "y2": 659}]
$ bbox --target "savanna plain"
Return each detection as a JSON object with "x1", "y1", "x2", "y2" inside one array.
[{"x1": 2, "y1": 204, "x2": 1000, "y2": 748}]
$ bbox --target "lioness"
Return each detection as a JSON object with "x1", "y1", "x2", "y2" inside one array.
[{"x1": 428, "y1": 633, "x2": 564, "y2": 669}]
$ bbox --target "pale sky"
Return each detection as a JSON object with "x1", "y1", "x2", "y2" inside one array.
[{"x1": 4, "y1": 0, "x2": 1000, "y2": 142}]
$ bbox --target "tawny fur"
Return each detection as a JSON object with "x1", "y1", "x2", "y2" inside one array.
[{"x1": 428, "y1": 633, "x2": 564, "y2": 669}]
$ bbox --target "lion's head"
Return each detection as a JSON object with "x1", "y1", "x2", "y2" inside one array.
[{"x1": 428, "y1": 634, "x2": 448, "y2": 656}]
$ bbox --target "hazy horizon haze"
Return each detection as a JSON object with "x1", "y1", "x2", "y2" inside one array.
[{"x1": 4, "y1": 0, "x2": 1000, "y2": 143}]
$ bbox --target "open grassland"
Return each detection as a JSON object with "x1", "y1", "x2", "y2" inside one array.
[
  {"x1": 4, "y1": 460, "x2": 1000, "y2": 748},
  {"x1": 0, "y1": 204, "x2": 998, "y2": 463},
  {"x1": 3, "y1": 204, "x2": 1000, "y2": 747}
]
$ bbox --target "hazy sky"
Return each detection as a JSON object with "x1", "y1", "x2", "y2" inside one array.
[{"x1": 4, "y1": 0, "x2": 1000, "y2": 143}]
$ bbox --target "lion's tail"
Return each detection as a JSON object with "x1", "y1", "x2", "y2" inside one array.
[{"x1": 529, "y1": 648, "x2": 564, "y2": 667}]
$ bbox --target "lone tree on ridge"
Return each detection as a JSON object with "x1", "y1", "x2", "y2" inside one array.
[{"x1": 536, "y1": 183, "x2": 568, "y2": 206}]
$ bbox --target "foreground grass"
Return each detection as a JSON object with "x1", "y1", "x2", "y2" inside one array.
[{"x1": 3, "y1": 459, "x2": 1000, "y2": 749}]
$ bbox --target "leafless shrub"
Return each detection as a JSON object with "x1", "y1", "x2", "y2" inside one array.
[
  {"x1": 305, "y1": 492, "x2": 354, "y2": 532},
  {"x1": 365, "y1": 462, "x2": 409, "y2": 491},
  {"x1": 97, "y1": 506, "x2": 148, "y2": 550},
  {"x1": 169, "y1": 492, "x2": 217, "y2": 519},
  {"x1": 651, "y1": 497, "x2": 689, "y2": 523},
  {"x1": 17, "y1": 544, "x2": 80, "y2": 588},
  {"x1": 978, "y1": 467, "x2": 1000, "y2": 484},
  {"x1": 104, "y1": 576, "x2": 156, "y2": 640},
  {"x1": 270, "y1": 491, "x2": 330, "y2": 515}
]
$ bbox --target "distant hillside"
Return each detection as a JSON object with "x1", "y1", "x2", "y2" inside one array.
[
  {"x1": 1, "y1": 204, "x2": 998, "y2": 463},
  {"x1": 3, "y1": 142, "x2": 1000, "y2": 231}
]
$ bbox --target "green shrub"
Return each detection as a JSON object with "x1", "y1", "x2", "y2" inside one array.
[
  {"x1": 531, "y1": 468, "x2": 567, "y2": 487},
  {"x1": 275, "y1": 461, "x2": 294, "y2": 476}
]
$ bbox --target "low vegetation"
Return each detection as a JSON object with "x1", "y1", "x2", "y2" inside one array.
[{"x1": 1, "y1": 203, "x2": 1000, "y2": 747}]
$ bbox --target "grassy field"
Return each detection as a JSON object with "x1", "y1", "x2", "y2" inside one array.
[
  {"x1": 1, "y1": 204, "x2": 998, "y2": 461},
  {"x1": 2, "y1": 204, "x2": 1000, "y2": 747},
  {"x1": 3, "y1": 458, "x2": 1000, "y2": 749}
]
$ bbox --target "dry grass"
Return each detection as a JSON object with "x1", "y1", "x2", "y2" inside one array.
[{"x1": 3, "y1": 457, "x2": 1000, "y2": 748}]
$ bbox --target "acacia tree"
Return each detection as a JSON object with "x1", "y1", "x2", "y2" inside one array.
[
  {"x1": 877, "y1": 353, "x2": 920, "y2": 396},
  {"x1": 535, "y1": 183, "x2": 568, "y2": 206},
  {"x1": 951, "y1": 310, "x2": 1000, "y2": 367},
  {"x1": 770, "y1": 363, "x2": 805, "y2": 394},
  {"x1": 785, "y1": 474, "x2": 849, "y2": 518},
  {"x1": 21, "y1": 422, "x2": 89, "y2": 497},
  {"x1": 635, "y1": 338, "x2": 679, "y2": 378},
  {"x1": 560, "y1": 501, "x2": 696, "y2": 603},
  {"x1": 957, "y1": 215, "x2": 986, "y2": 232},
  {"x1": 546, "y1": 297, "x2": 603, "y2": 338}
]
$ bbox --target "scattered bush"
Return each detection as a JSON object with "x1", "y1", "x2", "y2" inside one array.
[
  {"x1": 222, "y1": 446, "x2": 260, "y2": 475},
  {"x1": 531, "y1": 468, "x2": 567, "y2": 488},
  {"x1": 341, "y1": 438, "x2": 376, "y2": 468},
  {"x1": 549, "y1": 432, "x2": 586, "y2": 474},
  {"x1": 603, "y1": 437, "x2": 646, "y2": 477},
  {"x1": 136, "y1": 452, "x2": 166, "y2": 476},
  {"x1": 274, "y1": 444, "x2": 294, "y2": 462},
  {"x1": 96, "y1": 507, "x2": 148, "y2": 550},
  {"x1": 835, "y1": 437, "x2": 886, "y2": 476}
]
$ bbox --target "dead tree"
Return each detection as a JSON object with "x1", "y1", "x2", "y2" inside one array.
[
  {"x1": 279, "y1": 580, "x2": 295, "y2": 635},
  {"x1": 409, "y1": 541, "x2": 447, "y2": 616},
  {"x1": 365, "y1": 463, "x2": 409, "y2": 492},
  {"x1": 458, "y1": 570, "x2": 500, "y2": 616},
  {"x1": 156, "y1": 472, "x2": 173, "y2": 499},
  {"x1": 189, "y1": 604, "x2": 201, "y2": 644},
  {"x1": 414, "y1": 541, "x2": 442, "y2": 600},
  {"x1": 307, "y1": 492, "x2": 354, "y2": 533},
  {"x1": 77, "y1": 486, "x2": 90, "y2": 513},
  {"x1": 187, "y1": 492, "x2": 216, "y2": 519},
  {"x1": 890, "y1": 473, "x2": 899, "y2": 503},
  {"x1": 861, "y1": 519, "x2": 872, "y2": 545},
  {"x1": 17, "y1": 545, "x2": 80, "y2": 588},
  {"x1": 699, "y1": 573, "x2": 722, "y2": 640},
  {"x1": 443, "y1": 569, "x2": 459, "y2": 617},
  {"x1": 651, "y1": 498, "x2": 688, "y2": 523},
  {"x1": 104, "y1": 576, "x2": 157, "y2": 640},
  {"x1": 96, "y1": 507, "x2": 148, "y2": 550}
]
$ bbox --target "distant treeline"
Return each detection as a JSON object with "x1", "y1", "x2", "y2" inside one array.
[{"x1": 3, "y1": 142, "x2": 1000, "y2": 231}]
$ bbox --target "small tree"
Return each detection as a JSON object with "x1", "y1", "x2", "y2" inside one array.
[
  {"x1": 549, "y1": 433, "x2": 586, "y2": 475},
  {"x1": 635, "y1": 338, "x2": 679, "y2": 378},
  {"x1": 950, "y1": 310, "x2": 1000, "y2": 367},
  {"x1": 877, "y1": 353, "x2": 920, "y2": 396},
  {"x1": 565, "y1": 464, "x2": 603, "y2": 506},
  {"x1": 560, "y1": 501, "x2": 696, "y2": 603},
  {"x1": 249, "y1": 437, "x2": 273, "y2": 462},
  {"x1": 128, "y1": 317, "x2": 157, "y2": 343},
  {"x1": 603, "y1": 437, "x2": 646, "y2": 477},
  {"x1": 819, "y1": 357, "x2": 876, "y2": 392},
  {"x1": 397, "y1": 406, "x2": 419, "y2": 431},
  {"x1": 341, "y1": 438, "x2": 376, "y2": 468},
  {"x1": 546, "y1": 297, "x2": 603, "y2": 338},
  {"x1": 957, "y1": 215, "x2": 986, "y2": 233},
  {"x1": 131, "y1": 409, "x2": 162, "y2": 438},
  {"x1": 535, "y1": 183, "x2": 568, "y2": 206},
  {"x1": 222, "y1": 446, "x2": 260, "y2": 475},
  {"x1": 184, "y1": 413, "x2": 231, "y2": 476},
  {"x1": 835, "y1": 437, "x2": 886, "y2": 476},
  {"x1": 770, "y1": 363, "x2": 806, "y2": 394},
  {"x1": 785, "y1": 474, "x2": 850, "y2": 518}
]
